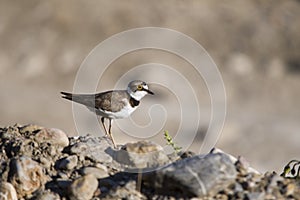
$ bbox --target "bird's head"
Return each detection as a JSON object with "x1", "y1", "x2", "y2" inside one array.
[{"x1": 127, "y1": 80, "x2": 154, "y2": 101}]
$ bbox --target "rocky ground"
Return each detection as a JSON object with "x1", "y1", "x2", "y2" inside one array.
[{"x1": 0, "y1": 124, "x2": 300, "y2": 200}]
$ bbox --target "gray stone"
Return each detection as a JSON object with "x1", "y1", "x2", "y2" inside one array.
[
  {"x1": 99, "y1": 179, "x2": 116, "y2": 189},
  {"x1": 0, "y1": 182, "x2": 18, "y2": 200},
  {"x1": 143, "y1": 153, "x2": 237, "y2": 198},
  {"x1": 57, "y1": 155, "x2": 78, "y2": 170},
  {"x1": 246, "y1": 192, "x2": 266, "y2": 200},
  {"x1": 68, "y1": 174, "x2": 98, "y2": 200},
  {"x1": 57, "y1": 172, "x2": 69, "y2": 179},
  {"x1": 114, "y1": 141, "x2": 170, "y2": 170},
  {"x1": 35, "y1": 128, "x2": 69, "y2": 148},
  {"x1": 95, "y1": 163, "x2": 108, "y2": 171},
  {"x1": 101, "y1": 181, "x2": 146, "y2": 200},
  {"x1": 9, "y1": 156, "x2": 47, "y2": 198},
  {"x1": 81, "y1": 166, "x2": 109, "y2": 179},
  {"x1": 19, "y1": 124, "x2": 43, "y2": 135},
  {"x1": 70, "y1": 136, "x2": 113, "y2": 163},
  {"x1": 56, "y1": 179, "x2": 72, "y2": 189},
  {"x1": 210, "y1": 148, "x2": 260, "y2": 174},
  {"x1": 31, "y1": 190, "x2": 61, "y2": 200},
  {"x1": 39, "y1": 156, "x2": 53, "y2": 169}
]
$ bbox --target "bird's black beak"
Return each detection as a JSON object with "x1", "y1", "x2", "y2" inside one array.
[{"x1": 143, "y1": 88, "x2": 154, "y2": 95}]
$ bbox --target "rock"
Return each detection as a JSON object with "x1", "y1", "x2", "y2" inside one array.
[
  {"x1": 179, "y1": 151, "x2": 196, "y2": 159},
  {"x1": 35, "y1": 128, "x2": 69, "y2": 148},
  {"x1": 114, "y1": 141, "x2": 170, "y2": 170},
  {"x1": 95, "y1": 163, "x2": 108, "y2": 171},
  {"x1": 31, "y1": 190, "x2": 61, "y2": 200},
  {"x1": 101, "y1": 181, "x2": 146, "y2": 200},
  {"x1": 123, "y1": 141, "x2": 163, "y2": 153},
  {"x1": 99, "y1": 179, "x2": 116, "y2": 192},
  {"x1": 285, "y1": 183, "x2": 296, "y2": 196},
  {"x1": 246, "y1": 192, "x2": 266, "y2": 200},
  {"x1": 8, "y1": 156, "x2": 47, "y2": 198},
  {"x1": 68, "y1": 174, "x2": 98, "y2": 200},
  {"x1": 39, "y1": 156, "x2": 53, "y2": 169},
  {"x1": 210, "y1": 148, "x2": 260, "y2": 174},
  {"x1": 69, "y1": 136, "x2": 113, "y2": 163},
  {"x1": 1, "y1": 125, "x2": 21, "y2": 139},
  {"x1": 57, "y1": 172, "x2": 69, "y2": 179},
  {"x1": 56, "y1": 179, "x2": 72, "y2": 190},
  {"x1": 3, "y1": 124, "x2": 300, "y2": 199},
  {"x1": 81, "y1": 166, "x2": 109, "y2": 179},
  {"x1": 19, "y1": 124, "x2": 43, "y2": 135},
  {"x1": 143, "y1": 153, "x2": 237, "y2": 198},
  {"x1": 268, "y1": 173, "x2": 284, "y2": 189},
  {"x1": 57, "y1": 155, "x2": 78, "y2": 170},
  {"x1": 0, "y1": 182, "x2": 18, "y2": 200},
  {"x1": 17, "y1": 139, "x2": 38, "y2": 158}
]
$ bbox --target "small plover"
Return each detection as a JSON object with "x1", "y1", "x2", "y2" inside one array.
[{"x1": 61, "y1": 80, "x2": 154, "y2": 148}]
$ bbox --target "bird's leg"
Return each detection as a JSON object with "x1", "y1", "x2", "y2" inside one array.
[
  {"x1": 99, "y1": 117, "x2": 109, "y2": 136},
  {"x1": 108, "y1": 119, "x2": 116, "y2": 148}
]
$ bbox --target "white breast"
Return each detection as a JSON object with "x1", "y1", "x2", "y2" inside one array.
[{"x1": 96, "y1": 98, "x2": 138, "y2": 119}]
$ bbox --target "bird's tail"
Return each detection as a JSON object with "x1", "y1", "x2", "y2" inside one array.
[
  {"x1": 60, "y1": 92, "x2": 95, "y2": 108},
  {"x1": 60, "y1": 92, "x2": 73, "y2": 101}
]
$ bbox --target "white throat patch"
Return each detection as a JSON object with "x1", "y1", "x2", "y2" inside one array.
[{"x1": 127, "y1": 87, "x2": 148, "y2": 101}]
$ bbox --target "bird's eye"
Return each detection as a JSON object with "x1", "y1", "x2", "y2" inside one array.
[{"x1": 137, "y1": 85, "x2": 143, "y2": 90}]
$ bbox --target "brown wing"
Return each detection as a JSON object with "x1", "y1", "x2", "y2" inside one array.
[
  {"x1": 61, "y1": 91, "x2": 129, "y2": 112},
  {"x1": 95, "y1": 91, "x2": 129, "y2": 112}
]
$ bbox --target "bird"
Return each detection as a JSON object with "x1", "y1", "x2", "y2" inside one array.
[{"x1": 61, "y1": 80, "x2": 154, "y2": 148}]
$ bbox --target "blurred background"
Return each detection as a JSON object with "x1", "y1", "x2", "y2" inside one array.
[{"x1": 0, "y1": 0, "x2": 300, "y2": 172}]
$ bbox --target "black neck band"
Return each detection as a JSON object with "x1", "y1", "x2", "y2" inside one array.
[{"x1": 129, "y1": 97, "x2": 140, "y2": 107}]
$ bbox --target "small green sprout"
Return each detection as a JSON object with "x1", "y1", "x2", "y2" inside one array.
[{"x1": 164, "y1": 130, "x2": 182, "y2": 153}]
